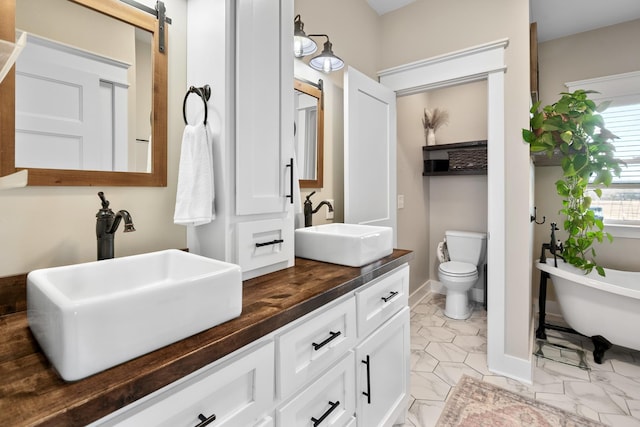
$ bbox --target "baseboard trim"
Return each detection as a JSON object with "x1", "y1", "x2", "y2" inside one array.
[{"x1": 409, "y1": 281, "x2": 431, "y2": 308}]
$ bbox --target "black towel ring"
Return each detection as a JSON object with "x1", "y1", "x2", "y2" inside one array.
[{"x1": 183, "y1": 84, "x2": 211, "y2": 125}]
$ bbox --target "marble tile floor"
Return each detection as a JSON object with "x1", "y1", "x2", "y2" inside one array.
[{"x1": 398, "y1": 293, "x2": 640, "y2": 427}]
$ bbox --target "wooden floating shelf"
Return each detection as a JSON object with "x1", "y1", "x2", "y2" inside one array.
[{"x1": 422, "y1": 140, "x2": 488, "y2": 176}]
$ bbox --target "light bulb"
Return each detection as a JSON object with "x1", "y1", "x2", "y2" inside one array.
[{"x1": 323, "y1": 57, "x2": 331, "y2": 73}]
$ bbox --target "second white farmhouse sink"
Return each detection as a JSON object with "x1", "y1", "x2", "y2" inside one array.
[
  {"x1": 27, "y1": 249, "x2": 242, "y2": 381},
  {"x1": 295, "y1": 223, "x2": 393, "y2": 267}
]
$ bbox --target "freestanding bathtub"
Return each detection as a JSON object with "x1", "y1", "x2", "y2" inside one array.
[{"x1": 536, "y1": 258, "x2": 640, "y2": 363}]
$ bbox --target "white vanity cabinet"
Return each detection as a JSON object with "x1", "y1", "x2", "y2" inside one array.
[
  {"x1": 93, "y1": 264, "x2": 410, "y2": 427},
  {"x1": 93, "y1": 341, "x2": 275, "y2": 427},
  {"x1": 186, "y1": 0, "x2": 295, "y2": 280}
]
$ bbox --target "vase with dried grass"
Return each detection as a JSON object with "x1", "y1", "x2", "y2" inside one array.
[{"x1": 422, "y1": 108, "x2": 449, "y2": 146}]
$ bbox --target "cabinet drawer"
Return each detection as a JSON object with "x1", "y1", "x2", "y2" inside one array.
[
  {"x1": 277, "y1": 352, "x2": 356, "y2": 427},
  {"x1": 356, "y1": 265, "x2": 409, "y2": 338},
  {"x1": 237, "y1": 218, "x2": 294, "y2": 273},
  {"x1": 98, "y1": 342, "x2": 274, "y2": 427},
  {"x1": 277, "y1": 297, "x2": 356, "y2": 399}
]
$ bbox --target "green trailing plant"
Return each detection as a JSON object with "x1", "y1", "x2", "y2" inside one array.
[{"x1": 523, "y1": 90, "x2": 624, "y2": 276}]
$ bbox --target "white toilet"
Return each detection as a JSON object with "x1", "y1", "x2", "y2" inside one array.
[{"x1": 438, "y1": 230, "x2": 487, "y2": 320}]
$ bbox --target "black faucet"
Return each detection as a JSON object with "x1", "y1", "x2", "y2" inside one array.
[
  {"x1": 539, "y1": 222, "x2": 564, "y2": 266},
  {"x1": 304, "y1": 191, "x2": 334, "y2": 227},
  {"x1": 96, "y1": 192, "x2": 135, "y2": 260}
]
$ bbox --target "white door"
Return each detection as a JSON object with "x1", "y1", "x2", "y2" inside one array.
[
  {"x1": 344, "y1": 67, "x2": 397, "y2": 244},
  {"x1": 15, "y1": 59, "x2": 102, "y2": 170}
]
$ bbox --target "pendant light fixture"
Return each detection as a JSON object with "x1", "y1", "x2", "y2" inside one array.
[
  {"x1": 293, "y1": 16, "x2": 344, "y2": 73},
  {"x1": 293, "y1": 15, "x2": 317, "y2": 58},
  {"x1": 308, "y1": 35, "x2": 344, "y2": 73}
]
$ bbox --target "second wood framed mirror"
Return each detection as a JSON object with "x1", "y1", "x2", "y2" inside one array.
[{"x1": 294, "y1": 78, "x2": 324, "y2": 189}]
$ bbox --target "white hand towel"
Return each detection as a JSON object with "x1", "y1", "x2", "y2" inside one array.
[{"x1": 174, "y1": 122, "x2": 215, "y2": 226}]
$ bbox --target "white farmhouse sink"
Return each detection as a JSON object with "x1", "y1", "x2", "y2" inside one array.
[
  {"x1": 295, "y1": 223, "x2": 393, "y2": 267},
  {"x1": 27, "y1": 249, "x2": 242, "y2": 381}
]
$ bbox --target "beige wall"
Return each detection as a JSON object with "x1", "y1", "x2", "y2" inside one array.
[
  {"x1": 293, "y1": 0, "x2": 381, "y2": 224},
  {"x1": 397, "y1": 82, "x2": 488, "y2": 295},
  {"x1": 534, "y1": 19, "x2": 640, "y2": 305},
  {"x1": 296, "y1": 2, "x2": 532, "y2": 362},
  {"x1": 0, "y1": 0, "x2": 188, "y2": 276},
  {"x1": 380, "y1": 0, "x2": 532, "y2": 360}
]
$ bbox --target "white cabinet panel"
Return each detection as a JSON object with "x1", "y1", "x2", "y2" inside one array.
[
  {"x1": 277, "y1": 352, "x2": 356, "y2": 427},
  {"x1": 99, "y1": 342, "x2": 274, "y2": 427},
  {"x1": 356, "y1": 308, "x2": 410, "y2": 427},
  {"x1": 356, "y1": 265, "x2": 409, "y2": 338},
  {"x1": 277, "y1": 297, "x2": 356, "y2": 399}
]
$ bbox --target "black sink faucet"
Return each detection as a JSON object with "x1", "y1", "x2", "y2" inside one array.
[
  {"x1": 304, "y1": 191, "x2": 334, "y2": 227},
  {"x1": 96, "y1": 192, "x2": 135, "y2": 260}
]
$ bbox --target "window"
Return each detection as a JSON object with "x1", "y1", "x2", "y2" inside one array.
[{"x1": 566, "y1": 72, "x2": 640, "y2": 234}]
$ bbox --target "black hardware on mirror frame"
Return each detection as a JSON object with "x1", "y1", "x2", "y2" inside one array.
[
  {"x1": 361, "y1": 355, "x2": 371, "y2": 404},
  {"x1": 286, "y1": 158, "x2": 294, "y2": 204},
  {"x1": 311, "y1": 401, "x2": 340, "y2": 426},
  {"x1": 312, "y1": 331, "x2": 341, "y2": 351},
  {"x1": 194, "y1": 413, "x2": 216, "y2": 427},
  {"x1": 530, "y1": 206, "x2": 546, "y2": 224},
  {"x1": 183, "y1": 85, "x2": 211, "y2": 125},
  {"x1": 255, "y1": 239, "x2": 284, "y2": 248},
  {"x1": 381, "y1": 291, "x2": 399, "y2": 303},
  {"x1": 119, "y1": 0, "x2": 172, "y2": 52},
  {"x1": 296, "y1": 77, "x2": 324, "y2": 110}
]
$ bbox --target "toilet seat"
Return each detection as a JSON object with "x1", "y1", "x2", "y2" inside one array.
[{"x1": 438, "y1": 261, "x2": 477, "y2": 277}]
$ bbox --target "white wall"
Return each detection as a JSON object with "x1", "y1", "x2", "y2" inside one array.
[{"x1": 0, "y1": 0, "x2": 188, "y2": 276}]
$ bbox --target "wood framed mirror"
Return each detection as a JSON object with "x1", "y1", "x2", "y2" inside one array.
[
  {"x1": 294, "y1": 78, "x2": 324, "y2": 189},
  {"x1": 0, "y1": 0, "x2": 167, "y2": 186}
]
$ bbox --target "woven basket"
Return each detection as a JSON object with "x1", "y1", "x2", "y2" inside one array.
[{"x1": 448, "y1": 149, "x2": 487, "y2": 171}]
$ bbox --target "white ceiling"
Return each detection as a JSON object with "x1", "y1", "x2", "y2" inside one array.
[
  {"x1": 367, "y1": 0, "x2": 640, "y2": 42},
  {"x1": 531, "y1": 0, "x2": 640, "y2": 42}
]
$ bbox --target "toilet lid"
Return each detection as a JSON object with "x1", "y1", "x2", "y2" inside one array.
[{"x1": 439, "y1": 261, "x2": 477, "y2": 277}]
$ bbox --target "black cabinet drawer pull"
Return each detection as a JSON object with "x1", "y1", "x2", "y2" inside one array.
[
  {"x1": 362, "y1": 355, "x2": 371, "y2": 404},
  {"x1": 312, "y1": 331, "x2": 341, "y2": 351},
  {"x1": 194, "y1": 413, "x2": 216, "y2": 427},
  {"x1": 255, "y1": 239, "x2": 284, "y2": 248},
  {"x1": 311, "y1": 400, "x2": 340, "y2": 426},
  {"x1": 381, "y1": 291, "x2": 399, "y2": 303}
]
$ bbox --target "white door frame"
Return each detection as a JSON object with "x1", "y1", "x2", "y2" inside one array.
[{"x1": 379, "y1": 38, "x2": 532, "y2": 383}]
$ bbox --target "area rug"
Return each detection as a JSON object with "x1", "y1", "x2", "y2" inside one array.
[{"x1": 435, "y1": 375, "x2": 604, "y2": 427}]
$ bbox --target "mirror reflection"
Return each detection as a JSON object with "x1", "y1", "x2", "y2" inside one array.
[
  {"x1": 15, "y1": 0, "x2": 153, "y2": 173},
  {"x1": 294, "y1": 78, "x2": 324, "y2": 188}
]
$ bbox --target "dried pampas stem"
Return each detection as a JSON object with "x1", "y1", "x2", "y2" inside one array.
[{"x1": 422, "y1": 108, "x2": 449, "y2": 131}]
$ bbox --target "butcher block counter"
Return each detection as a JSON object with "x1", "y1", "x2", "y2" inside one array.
[{"x1": 0, "y1": 250, "x2": 412, "y2": 426}]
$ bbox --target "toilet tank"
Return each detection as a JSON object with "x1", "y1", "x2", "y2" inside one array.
[{"x1": 445, "y1": 230, "x2": 487, "y2": 265}]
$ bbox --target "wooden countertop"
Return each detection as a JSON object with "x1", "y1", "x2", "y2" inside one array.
[{"x1": 0, "y1": 250, "x2": 412, "y2": 426}]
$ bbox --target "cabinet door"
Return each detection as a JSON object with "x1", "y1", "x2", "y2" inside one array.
[
  {"x1": 97, "y1": 342, "x2": 274, "y2": 427},
  {"x1": 355, "y1": 308, "x2": 410, "y2": 427},
  {"x1": 236, "y1": 0, "x2": 294, "y2": 215},
  {"x1": 277, "y1": 352, "x2": 356, "y2": 427}
]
